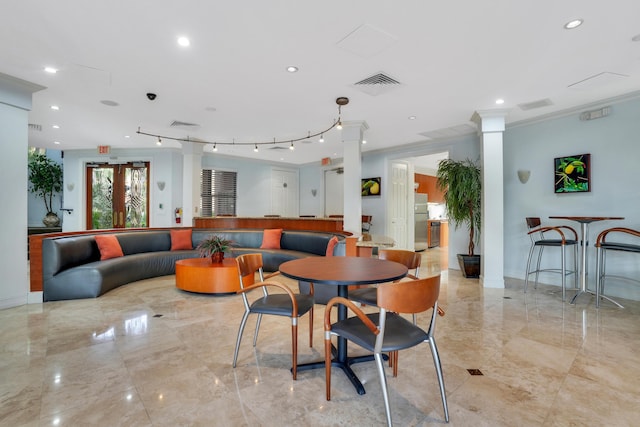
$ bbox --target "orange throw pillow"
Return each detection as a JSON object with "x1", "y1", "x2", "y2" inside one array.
[
  {"x1": 95, "y1": 234, "x2": 124, "y2": 260},
  {"x1": 326, "y1": 236, "x2": 339, "y2": 256},
  {"x1": 260, "y1": 228, "x2": 282, "y2": 249},
  {"x1": 171, "y1": 229, "x2": 193, "y2": 250}
]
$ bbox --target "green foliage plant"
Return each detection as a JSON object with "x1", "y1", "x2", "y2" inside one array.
[
  {"x1": 196, "y1": 235, "x2": 234, "y2": 257},
  {"x1": 28, "y1": 152, "x2": 63, "y2": 214},
  {"x1": 436, "y1": 158, "x2": 481, "y2": 256}
]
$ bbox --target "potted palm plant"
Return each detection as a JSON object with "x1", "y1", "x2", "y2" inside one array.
[
  {"x1": 28, "y1": 151, "x2": 63, "y2": 227},
  {"x1": 197, "y1": 235, "x2": 234, "y2": 262},
  {"x1": 436, "y1": 158, "x2": 481, "y2": 278}
]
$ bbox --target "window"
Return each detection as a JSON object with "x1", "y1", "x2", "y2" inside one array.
[{"x1": 200, "y1": 169, "x2": 237, "y2": 216}]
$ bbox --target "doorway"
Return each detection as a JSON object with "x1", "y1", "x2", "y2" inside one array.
[{"x1": 86, "y1": 162, "x2": 150, "y2": 229}]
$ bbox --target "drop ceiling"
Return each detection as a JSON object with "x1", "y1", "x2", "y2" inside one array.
[{"x1": 2, "y1": 1, "x2": 640, "y2": 165}]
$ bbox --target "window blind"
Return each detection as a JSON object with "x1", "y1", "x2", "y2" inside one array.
[{"x1": 200, "y1": 169, "x2": 237, "y2": 216}]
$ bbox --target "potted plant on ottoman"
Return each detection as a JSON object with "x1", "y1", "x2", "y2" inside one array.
[
  {"x1": 197, "y1": 235, "x2": 234, "y2": 263},
  {"x1": 28, "y1": 151, "x2": 63, "y2": 227},
  {"x1": 436, "y1": 158, "x2": 481, "y2": 278}
]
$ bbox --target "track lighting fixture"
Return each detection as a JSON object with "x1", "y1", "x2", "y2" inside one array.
[{"x1": 136, "y1": 98, "x2": 349, "y2": 152}]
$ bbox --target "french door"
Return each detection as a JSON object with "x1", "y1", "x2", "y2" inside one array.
[{"x1": 86, "y1": 162, "x2": 150, "y2": 229}]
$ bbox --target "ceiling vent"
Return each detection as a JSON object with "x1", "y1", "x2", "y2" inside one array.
[
  {"x1": 28, "y1": 123, "x2": 42, "y2": 132},
  {"x1": 352, "y1": 72, "x2": 402, "y2": 96},
  {"x1": 419, "y1": 123, "x2": 477, "y2": 140},
  {"x1": 269, "y1": 146, "x2": 289, "y2": 150},
  {"x1": 169, "y1": 120, "x2": 200, "y2": 130},
  {"x1": 518, "y1": 98, "x2": 553, "y2": 111}
]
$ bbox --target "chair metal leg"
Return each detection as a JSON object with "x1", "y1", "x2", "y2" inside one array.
[
  {"x1": 428, "y1": 337, "x2": 450, "y2": 423},
  {"x1": 595, "y1": 247, "x2": 603, "y2": 308},
  {"x1": 534, "y1": 246, "x2": 545, "y2": 288},
  {"x1": 561, "y1": 245, "x2": 566, "y2": 302},
  {"x1": 252, "y1": 313, "x2": 263, "y2": 347},
  {"x1": 524, "y1": 245, "x2": 537, "y2": 293},
  {"x1": 233, "y1": 310, "x2": 251, "y2": 368},
  {"x1": 291, "y1": 319, "x2": 298, "y2": 380},
  {"x1": 374, "y1": 352, "x2": 393, "y2": 427},
  {"x1": 324, "y1": 334, "x2": 333, "y2": 400}
]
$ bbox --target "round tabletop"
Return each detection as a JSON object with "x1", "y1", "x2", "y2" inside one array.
[
  {"x1": 549, "y1": 216, "x2": 624, "y2": 224},
  {"x1": 279, "y1": 256, "x2": 408, "y2": 285}
]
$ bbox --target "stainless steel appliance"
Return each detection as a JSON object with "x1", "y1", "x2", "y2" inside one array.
[
  {"x1": 414, "y1": 193, "x2": 429, "y2": 251},
  {"x1": 428, "y1": 220, "x2": 441, "y2": 248}
]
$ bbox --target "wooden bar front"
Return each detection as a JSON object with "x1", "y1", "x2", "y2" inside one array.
[{"x1": 193, "y1": 217, "x2": 347, "y2": 233}]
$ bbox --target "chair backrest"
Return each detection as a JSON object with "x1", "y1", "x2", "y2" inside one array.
[
  {"x1": 378, "y1": 249, "x2": 421, "y2": 277},
  {"x1": 377, "y1": 275, "x2": 440, "y2": 314},
  {"x1": 526, "y1": 217, "x2": 541, "y2": 229},
  {"x1": 235, "y1": 253, "x2": 264, "y2": 288}
]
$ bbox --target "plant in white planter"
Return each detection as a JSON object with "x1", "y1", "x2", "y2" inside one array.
[
  {"x1": 28, "y1": 151, "x2": 63, "y2": 227},
  {"x1": 436, "y1": 158, "x2": 481, "y2": 278}
]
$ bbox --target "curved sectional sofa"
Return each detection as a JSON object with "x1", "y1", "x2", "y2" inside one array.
[{"x1": 42, "y1": 228, "x2": 345, "y2": 302}]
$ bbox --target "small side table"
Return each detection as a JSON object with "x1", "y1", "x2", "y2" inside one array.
[
  {"x1": 345, "y1": 234, "x2": 395, "y2": 257},
  {"x1": 175, "y1": 258, "x2": 253, "y2": 294}
]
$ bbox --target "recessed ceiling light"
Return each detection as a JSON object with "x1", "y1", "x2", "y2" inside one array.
[
  {"x1": 286, "y1": 66, "x2": 299, "y2": 73},
  {"x1": 408, "y1": 116, "x2": 416, "y2": 120},
  {"x1": 50, "y1": 105, "x2": 59, "y2": 110},
  {"x1": 177, "y1": 36, "x2": 190, "y2": 47},
  {"x1": 52, "y1": 125, "x2": 60, "y2": 129},
  {"x1": 362, "y1": 139, "x2": 367, "y2": 144},
  {"x1": 124, "y1": 135, "x2": 130, "y2": 138},
  {"x1": 495, "y1": 98, "x2": 505, "y2": 105},
  {"x1": 205, "y1": 106, "x2": 217, "y2": 112},
  {"x1": 564, "y1": 19, "x2": 583, "y2": 30},
  {"x1": 53, "y1": 141, "x2": 60, "y2": 145},
  {"x1": 44, "y1": 67, "x2": 57, "y2": 74}
]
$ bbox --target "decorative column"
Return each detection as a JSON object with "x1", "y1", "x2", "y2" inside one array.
[
  {"x1": 341, "y1": 121, "x2": 369, "y2": 235},
  {"x1": 181, "y1": 141, "x2": 204, "y2": 227},
  {"x1": 471, "y1": 109, "x2": 508, "y2": 288},
  {"x1": 0, "y1": 73, "x2": 45, "y2": 307}
]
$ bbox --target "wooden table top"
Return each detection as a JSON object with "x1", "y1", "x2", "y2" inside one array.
[{"x1": 279, "y1": 257, "x2": 407, "y2": 285}]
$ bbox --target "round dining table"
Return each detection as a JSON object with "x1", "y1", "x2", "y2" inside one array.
[
  {"x1": 549, "y1": 216, "x2": 624, "y2": 304},
  {"x1": 279, "y1": 256, "x2": 408, "y2": 395}
]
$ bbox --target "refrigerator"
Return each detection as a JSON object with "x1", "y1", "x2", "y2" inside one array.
[{"x1": 414, "y1": 193, "x2": 429, "y2": 251}]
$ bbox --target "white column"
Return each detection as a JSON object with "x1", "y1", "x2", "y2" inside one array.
[
  {"x1": 471, "y1": 109, "x2": 508, "y2": 288},
  {"x1": 0, "y1": 73, "x2": 45, "y2": 307},
  {"x1": 180, "y1": 142, "x2": 204, "y2": 227},
  {"x1": 341, "y1": 121, "x2": 369, "y2": 234}
]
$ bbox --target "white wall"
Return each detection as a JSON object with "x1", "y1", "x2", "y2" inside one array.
[{"x1": 504, "y1": 95, "x2": 640, "y2": 301}]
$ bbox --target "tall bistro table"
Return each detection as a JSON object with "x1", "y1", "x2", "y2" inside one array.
[
  {"x1": 279, "y1": 257, "x2": 408, "y2": 395},
  {"x1": 549, "y1": 216, "x2": 624, "y2": 304}
]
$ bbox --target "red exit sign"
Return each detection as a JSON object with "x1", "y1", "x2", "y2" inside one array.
[{"x1": 98, "y1": 145, "x2": 111, "y2": 154}]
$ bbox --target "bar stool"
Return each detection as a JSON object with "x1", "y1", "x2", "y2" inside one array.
[
  {"x1": 594, "y1": 227, "x2": 640, "y2": 308},
  {"x1": 524, "y1": 217, "x2": 579, "y2": 301}
]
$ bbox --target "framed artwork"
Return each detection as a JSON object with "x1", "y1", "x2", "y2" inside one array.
[
  {"x1": 554, "y1": 153, "x2": 590, "y2": 193},
  {"x1": 361, "y1": 177, "x2": 381, "y2": 197}
]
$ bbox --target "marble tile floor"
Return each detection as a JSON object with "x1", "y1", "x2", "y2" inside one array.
[{"x1": 2, "y1": 248, "x2": 640, "y2": 426}]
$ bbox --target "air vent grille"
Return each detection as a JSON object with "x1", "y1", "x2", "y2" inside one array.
[
  {"x1": 352, "y1": 72, "x2": 402, "y2": 96},
  {"x1": 28, "y1": 123, "x2": 42, "y2": 132},
  {"x1": 269, "y1": 146, "x2": 289, "y2": 150},
  {"x1": 518, "y1": 98, "x2": 553, "y2": 111},
  {"x1": 169, "y1": 120, "x2": 200, "y2": 128},
  {"x1": 355, "y1": 73, "x2": 400, "y2": 86}
]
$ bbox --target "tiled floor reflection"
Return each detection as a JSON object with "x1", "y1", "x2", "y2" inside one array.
[{"x1": 2, "y1": 248, "x2": 640, "y2": 426}]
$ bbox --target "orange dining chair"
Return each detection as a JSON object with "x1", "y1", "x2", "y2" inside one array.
[
  {"x1": 324, "y1": 275, "x2": 449, "y2": 426},
  {"x1": 232, "y1": 253, "x2": 314, "y2": 380}
]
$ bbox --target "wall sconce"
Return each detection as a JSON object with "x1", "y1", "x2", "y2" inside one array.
[
  {"x1": 66, "y1": 183, "x2": 75, "y2": 192},
  {"x1": 517, "y1": 170, "x2": 531, "y2": 184},
  {"x1": 157, "y1": 181, "x2": 166, "y2": 191},
  {"x1": 311, "y1": 189, "x2": 317, "y2": 197}
]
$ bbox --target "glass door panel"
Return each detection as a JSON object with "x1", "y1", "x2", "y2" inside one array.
[{"x1": 87, "y1": 162, "x2": 149, "y2": 229}]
